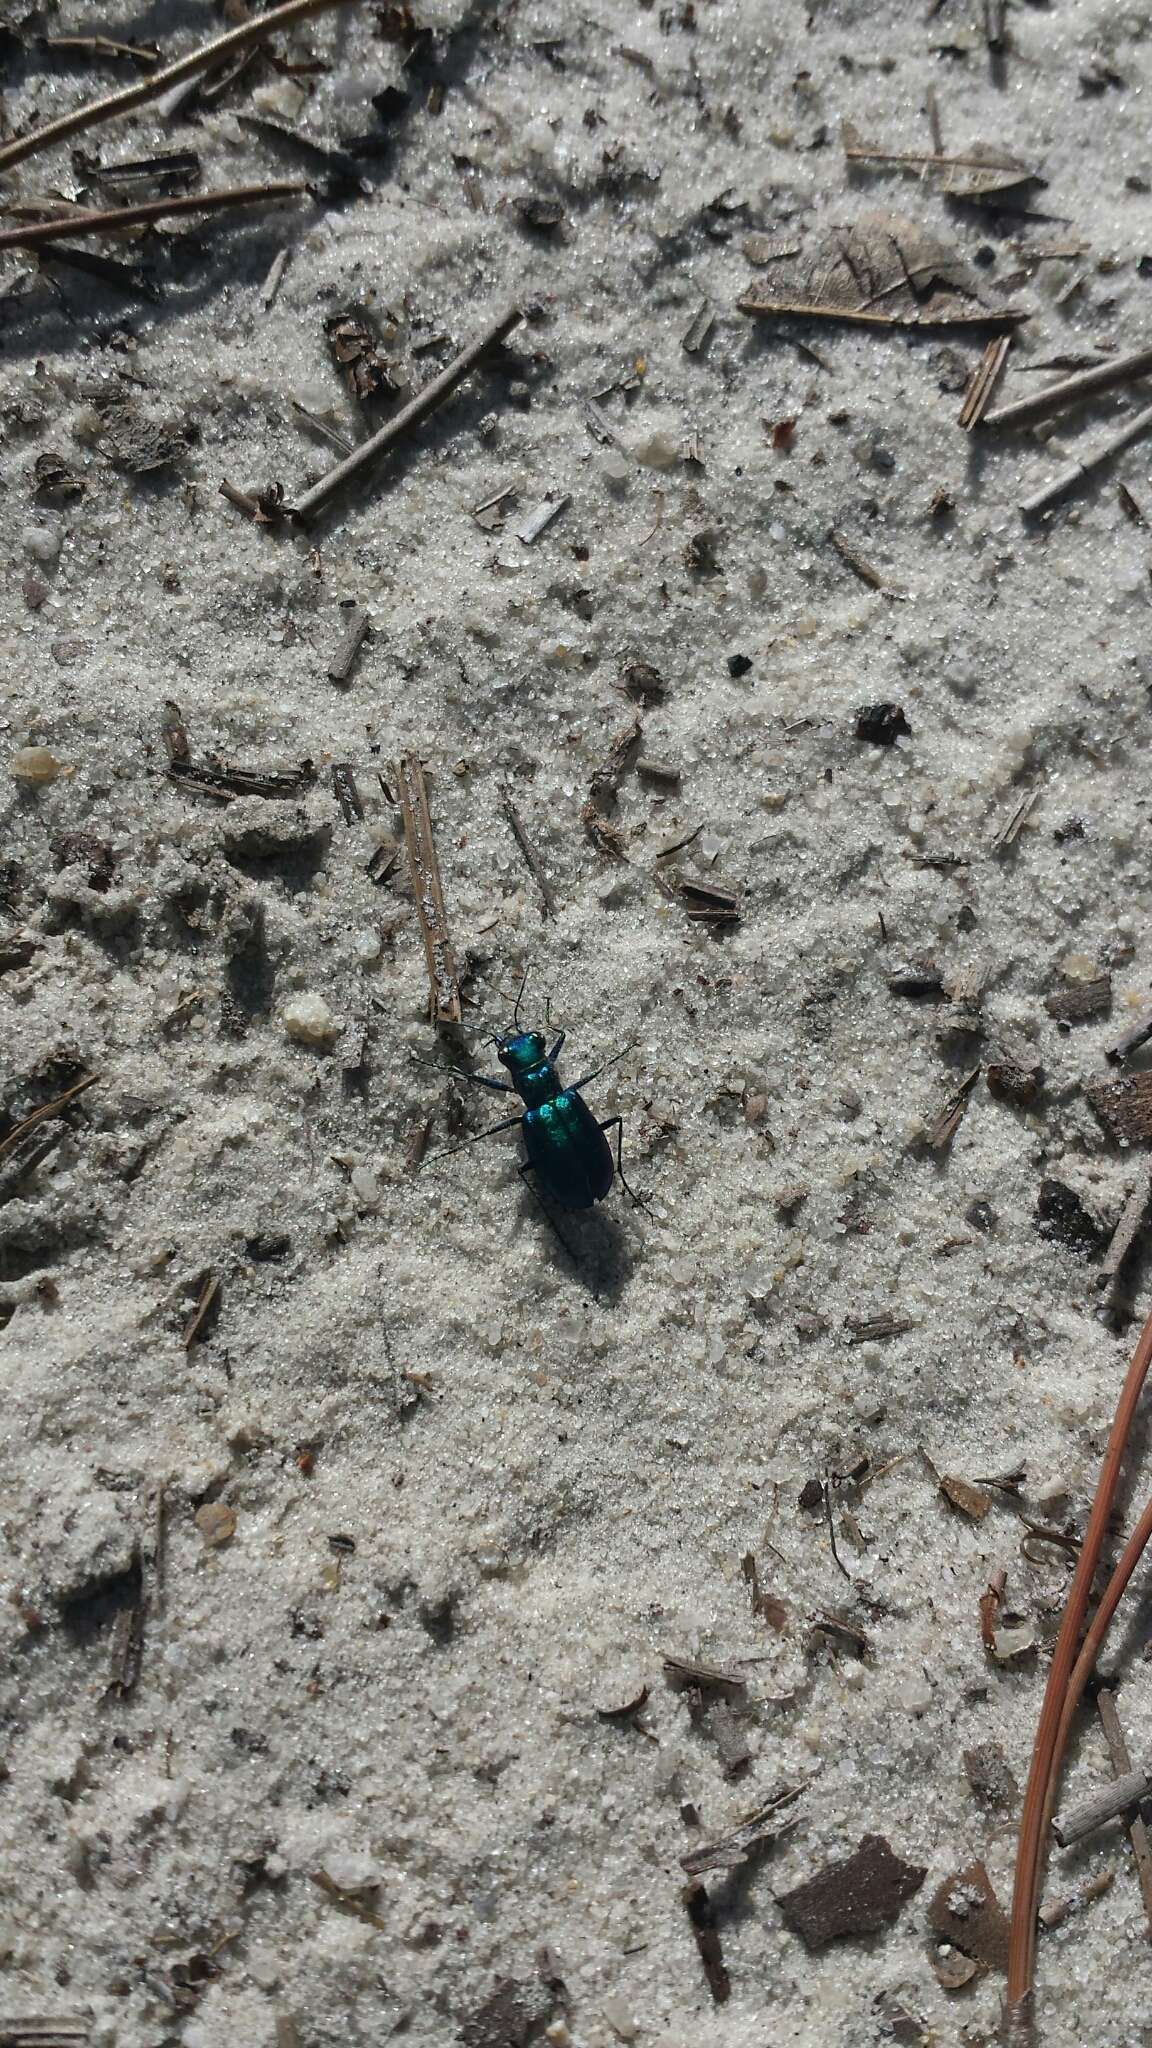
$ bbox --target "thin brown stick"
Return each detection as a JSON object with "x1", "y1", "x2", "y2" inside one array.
[
  {"x1": 1006, "y1": 1307, "x2": 1152, "y2": 2025},
  {"x1": 396, "y1": 756, "x2": 462, "y2": 1026},
  {"x1": 0, "y1": 182, "x2": 307, "y2": 256},
  {"x1": 290, "y1": 307, "x2": 522, "y2": 523},
  {"x1": 983, "y1": 344, "x2": 1152, "y2": 431},
  {"x1": 0, "y1": 1071, "x2": 99, "y2": 1165},
  {"x1": 0, "y1": 0, "x2": 355, "y2": 175},
  {"x1": 499, "y1": 788, "x2": 556, "y2": 917}
]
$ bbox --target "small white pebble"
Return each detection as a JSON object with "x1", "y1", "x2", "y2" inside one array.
[
  {"x1": 9, "y1": 745, "x2": 64, "y2": 784},
  {"x1": 282, "y1": 993, "x2": 339, "y2": 1045},
  {"x1": 353, "y1": 928, "x2": 382, "y2": 964},
  {"x1": 22, "y1": 524, "x2": 61, "y2": 562},
  {"x1": 602, "y1": 1998, "x2": 638, "y2": 2044},
  {"x1": 900, "y1": 1674, "x2": 932, "y2": 1715}
]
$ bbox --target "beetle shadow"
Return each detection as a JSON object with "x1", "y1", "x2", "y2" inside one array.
[{"x1": 514, "y1": 1178, "x2": 639, "y2": 1302}]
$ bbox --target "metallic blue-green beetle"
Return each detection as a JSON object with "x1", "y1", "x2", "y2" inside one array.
[{"x1": 440, "y1": 1008, "x2": 645, "y2": 1212}]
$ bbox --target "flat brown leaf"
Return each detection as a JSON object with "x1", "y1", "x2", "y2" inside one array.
[{"x1": 738, "y1": 210, "x2": 1026, "y2": 330}]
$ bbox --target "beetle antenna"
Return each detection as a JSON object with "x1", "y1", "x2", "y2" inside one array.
[{"x1": 512, "y1": 966, "x2": 530, "y2": 1029}]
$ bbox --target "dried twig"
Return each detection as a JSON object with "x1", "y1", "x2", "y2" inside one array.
[
  {"x1": 1052, "y1": 1761, "x2": 1151, "y2": 1847},
  {"x1": 331, "y1": 764, "x2": 363, "y2": 824},
  {"x1": 1096, "y1": 1687, "x2": 1152, "y2": 1937},
  {"x1": 395, "y1": 755, "x2": 462, "y2": 1026},
  {"x1": 982, "y1": 344, "x2": 1152, "y2": 431},
  {"x1": 327, "y1": 608, "x2": 370, "y2": 685},
  {"x1": 0, "y1": 1072, "x2": 99, "y2": 1166},
  {"x1": 0, "y1": 0, "x2": 355, "y2": 175},
  {"x1": 1097, "y1": 1168, "x2": 1152, "y2": 1299},
  {"x1": 499, "y1": 788, "x2": 556, "y2": 916},
  {"x1": 0, "y1": 182, "x2": 307, "y2": 254},
  {"x1": 183, "y1": 1270, "x2": 220, "y2": 1350},
  {"x1": 291, "y1": 307, "x2": 522, "y2": 524},
  {"x1": 1020, "y1": 401, "x2": 1152, "y2": 520}
]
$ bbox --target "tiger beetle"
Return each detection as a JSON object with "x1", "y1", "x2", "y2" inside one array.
[{"x1": 432, "y1": 980, "x2": 648, "y2": 1213}]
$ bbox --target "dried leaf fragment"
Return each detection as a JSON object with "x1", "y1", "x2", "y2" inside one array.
[
  {"x1": 737, "y1": 211, "x2": 1026, "y2": 330},
  {"x1": 777, "y1": 1834, "x2": 926, "y2": 1950},
  {"x1": 939, "y1": 1473, "x2": 992, "y2": 1521},
  {"x1": 928, "y1": 1859, "x2": 1009, "y2": 1975}
]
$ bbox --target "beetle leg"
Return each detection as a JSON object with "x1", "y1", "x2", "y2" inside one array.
[
  {"x1": 571, "y1": 1043, "x2": 633, "y2": 1093},
  {"x1": 546, "y1": 1030, "x2": 566, "y2": 1066},
  {"x1": 599, "y1": 1115, "x2": 652, "y2": 1213},
  {"x1": 412, "y1": 1055, "x2": 512, "y2": 1093},
  {"x1": 424, "y1": 1113, "x2": 523, "y2": 1164}
]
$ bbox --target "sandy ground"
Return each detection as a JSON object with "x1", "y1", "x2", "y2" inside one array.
[{"x1": 3, "y1": 2, "x2": 1152, "y2": 2044}]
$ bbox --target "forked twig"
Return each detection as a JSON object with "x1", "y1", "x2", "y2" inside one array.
[{"x1": 0, "y1": 0, "x2": 355, "y2": 175}]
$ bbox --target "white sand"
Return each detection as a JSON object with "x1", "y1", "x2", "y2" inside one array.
[{"x1": 3, "y1": 3, "x2": 1152, "y2": 2043}]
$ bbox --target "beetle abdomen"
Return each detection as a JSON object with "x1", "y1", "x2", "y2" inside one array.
[{"x1": 523, "y1": 1090, "x2": 613, "y2": 1209}]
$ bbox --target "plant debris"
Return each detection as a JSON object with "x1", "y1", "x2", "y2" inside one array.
[
  {"x1": 964, "y1": 1742, "x2": 1019, "y2": 1814},
  {"x1": 1036, "y1": 1178, "x2": 1108, "y2": 1259},
  {"x1": 681, "y1": 1785, "x2": 805, "y2": 1875},
  {"x1": 777, "y1": 1835, "x2": 926, "y2": 1950},
  {"x1": 938, "y1": 1472, "x2": 993, "y2": 1522},
  {"x1": 1045, "y1": 975, "x2": 1111, "y2": 1023},
  {"x1": 737, "y1": 211, "x2": 1026, "y2": 330},
  {"x1": 682, "y1": 1883, "x2": 730, "y2": 2003},
  {"x1": 928, "y1": 1860, "x2": 1010, "y2": 1979},
  {"x1": 1086, "y1": 1070, "x2": 1152, "y2": 1145},
  {"x1": 855, "y1": 702, "x2": 910, "y2": 746},
  {"x1": 395, "y1": 753, "x2": 462, "y2": 1026},
  {"x1": 842, "y1": 120, "x2": 1043, "y2": 203}
]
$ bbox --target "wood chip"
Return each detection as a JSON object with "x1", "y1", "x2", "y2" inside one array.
[
  {"x1": 682, "y1": 303, "x2": 715, "y2": 354},
  {"x1": 777, "y1": 1835, "x2": 925, "y2": 1950},
  {"x1": 515, "y1": 495, "x2": 569, "y2": 545},
  {"x1": 845, "y1": 1312, "x2": 916, "y2": 1343},
  {"x1": 1045, "y1": 975, "x2": 1111, "y2": 1023},
  {"x1": 1086, "y1": 1071, "x2": 1152, "y2": 1145}
]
